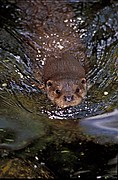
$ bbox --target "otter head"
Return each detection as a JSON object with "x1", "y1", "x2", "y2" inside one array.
[{"x1": 45, "y1": 78, "x2": 87, "y2": 108}]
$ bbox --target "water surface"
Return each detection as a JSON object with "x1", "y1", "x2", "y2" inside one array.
[{"x1": 0, "y1": 0, "x2": 118, "y2": 179}]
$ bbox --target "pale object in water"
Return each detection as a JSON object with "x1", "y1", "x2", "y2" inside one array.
[{"x1": 80, "y1": 109, "x2": 118, "y2": 144}]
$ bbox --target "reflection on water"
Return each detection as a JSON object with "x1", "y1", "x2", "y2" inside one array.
[
  {"x1": 80, "y1": 109, "x2": 118, "y2": 144},
  {"x1": 0, "y1": 0, "x2": 118, "y2": 179}
]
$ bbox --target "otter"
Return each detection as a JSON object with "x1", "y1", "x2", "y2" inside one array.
[
  {"x1": 43, "y1": 52, "x2": 87, "y2": 108},
  {"x1": 16, "y1": 0, "x2": 88, "y2": 108}
]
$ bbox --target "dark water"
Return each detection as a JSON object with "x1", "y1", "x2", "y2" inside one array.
[{"x1": 0, "y1": 0, "x2": 118, "y2": 179}]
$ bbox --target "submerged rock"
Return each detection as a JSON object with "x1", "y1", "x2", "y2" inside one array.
[{"x1": 0, "y1": 158, "x2": 55, "y2": 178}]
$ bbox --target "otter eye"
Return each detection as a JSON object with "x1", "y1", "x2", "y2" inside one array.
[
  {"x1": 55, "y1": 89, "x2": 61, "y2": 95},
  {"x1": 76, "y1": 88, "x2": 80, "y2": 93},
  {"x1": 47, "y1": 81, "x2": 53, "y2": 87},
  {"x1": 81, "y1": 79, "x2": 86, "y2": 84}
]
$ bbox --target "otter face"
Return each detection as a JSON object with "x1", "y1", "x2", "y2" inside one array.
[{"x1": 45, "y1": 78, "x2": 87, "y2": 108}]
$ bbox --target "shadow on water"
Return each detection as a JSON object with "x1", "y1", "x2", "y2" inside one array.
[{"x1": 0, "y1": 0, "x2": 118, "y2": 179}]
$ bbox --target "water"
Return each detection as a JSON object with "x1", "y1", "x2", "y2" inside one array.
[
  {"x1": 0, "y1": 0, "x2": 118, "y2": 179},
  {"x1": 80, "y1": 109, "x2": 118, "y2": 144}
]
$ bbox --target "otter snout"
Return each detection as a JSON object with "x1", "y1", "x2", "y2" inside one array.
[{"x1": 64, "y1": 95, "x2": 74, "y2": 102}]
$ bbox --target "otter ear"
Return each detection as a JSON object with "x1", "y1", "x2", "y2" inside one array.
[
  {"x1": 38, "y1": 83, "x2": 45, "y2": 89},
  {"x1": 46, "y1": 80, "x2": 53, "y2": 87},
  {"x1": 31, "y1": 79, "x2": 45, "y2": 90},
  {"x1": 81, "y1": 78, "x2": 86, "y2": 84}
]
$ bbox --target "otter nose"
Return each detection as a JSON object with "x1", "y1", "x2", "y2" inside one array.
[{"x1": 64, "y1": 95, "x2": 74, "y2": 102}]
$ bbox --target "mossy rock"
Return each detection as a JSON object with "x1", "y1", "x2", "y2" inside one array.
[{"x1": 0, "y1": 158, "x2": 55, "y2": 178}]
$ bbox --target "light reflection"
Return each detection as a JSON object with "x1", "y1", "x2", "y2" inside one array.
[{"x1": 80, "y1": 109, "x2": 118, "y2": 144}]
